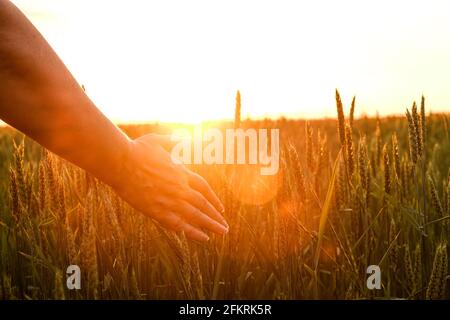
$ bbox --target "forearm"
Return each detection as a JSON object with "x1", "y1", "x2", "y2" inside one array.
[{"x1": 0, "y1": 0, "x2": 130, "y2": 188}]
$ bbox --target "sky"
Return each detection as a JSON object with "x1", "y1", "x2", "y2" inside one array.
[{"x1": 10, "y1": 0, "x2": 450, "y2": 123}]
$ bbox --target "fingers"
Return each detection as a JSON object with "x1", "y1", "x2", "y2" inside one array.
[
  {"x1": 158, "y1": 212, "x2": 210, "y2": 242},
  {"x1": 177, "y1": 201, "x2": 228, "y2": 235},
  {"x1": 188, "y1": 172, "x2": 225, "y2": 213},
  {"x1": 131, "y1": 134, "x2": 229, "y2": 241},
  {"x1": 183, "y1": 188, "x2": 228, "y2": 229},
  {"x1": 141, "y1": 134, "x2": 226, "y2": 217},
  {"x1": 153, "y1": 194, "x2": 228, "y2": 241}
]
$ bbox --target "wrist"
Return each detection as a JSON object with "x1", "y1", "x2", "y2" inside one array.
[{"x1": 102, "y1": 133, "x2": 134, "y2": 192}]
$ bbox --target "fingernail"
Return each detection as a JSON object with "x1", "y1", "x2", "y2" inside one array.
[{"x1": 219, "y1": 224, "x2": 228, "y2": 235}]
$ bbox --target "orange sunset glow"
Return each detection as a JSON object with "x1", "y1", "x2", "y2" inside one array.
[{"x1": 10, "y1": 0, "x2": 450, "y2": 123}]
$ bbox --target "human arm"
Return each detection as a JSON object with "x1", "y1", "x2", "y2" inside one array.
[{"x1": 0, "y1": 0, "x2": 228, "y2": 241}]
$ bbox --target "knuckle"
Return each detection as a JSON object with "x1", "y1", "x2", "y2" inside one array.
[
  {"x1": 192, "y1": 208, "x2": 204, "y2": 221},
  {"x1": 184, "y1": 203, "x2": 199, "y2": 220},
  {"x1": 171, "y1": 217, "x2": 184, "y2": 231}
]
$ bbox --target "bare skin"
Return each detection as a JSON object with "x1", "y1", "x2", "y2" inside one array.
[{"x1": 0, "y1": 0, "x2": 228, "y2": 241}]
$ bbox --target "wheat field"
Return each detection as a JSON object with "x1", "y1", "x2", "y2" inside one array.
[{"x1": 0, "y1": 91, "x2": 449, "y2": 300}]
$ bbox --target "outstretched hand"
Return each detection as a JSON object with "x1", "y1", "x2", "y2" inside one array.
[
  {"x1": 113, "y1": 133, "x2": 228, "y2": 242},
  {"x1": 0, "y1": 1, "x2": 228, "y2": 242}
]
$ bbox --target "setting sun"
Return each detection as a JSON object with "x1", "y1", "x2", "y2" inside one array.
[{"x1": 10, "y1": 0, "x2": 450, "y2": 123}]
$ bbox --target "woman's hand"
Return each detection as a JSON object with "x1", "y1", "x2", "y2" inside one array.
[{"x1": 113, "y1": 133, "x2": 228, "y2": 242}]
